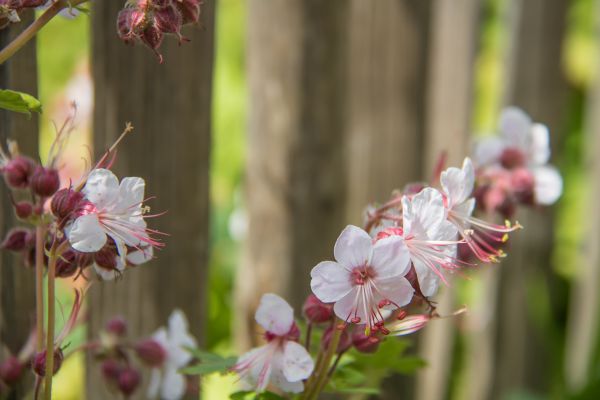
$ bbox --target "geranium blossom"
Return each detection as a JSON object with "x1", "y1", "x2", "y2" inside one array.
[
  {"x1": 148, "y1": 310, "x2": 197, "y2": 400},
  {"x1": 474, "y1": 107, "x2": 563, "y2": 205},
  {"x1": 310, "y1": 225, "x2": 413, "y2": 334},
  {"x1": 442, "y1": 158, "x2": 520, "y2": 263},
  {"x1": 66, "y1": 168, "x2": 160, "y2": 262},
  {"x1": 233, "y1": 294, "x2": 314, "y2": 393}
]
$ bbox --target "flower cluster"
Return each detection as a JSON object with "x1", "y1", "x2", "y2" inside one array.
[
  {"x1": 473, "y1": 107, "x2": 563, "y2": 217},
  {"x1": 117, "y1": 0, "x2": 202, "y2": 62},
  {"x1": 0, "y1": 0, "x2": 46, "y2": 29}
]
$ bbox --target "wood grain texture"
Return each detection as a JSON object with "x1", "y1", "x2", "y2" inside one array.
[{"x1": 87, "y1": 2, "x2": 215, "y2": 398}]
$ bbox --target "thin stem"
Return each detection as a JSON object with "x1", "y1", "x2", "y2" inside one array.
[
  {"x1": 305, "y1": 323, "x2": 312, "y2": 350},
  {"x1": 35, "y1": 224, "x2": 45, "y2": 351},
  {"x1": 0, "y1": 0, "x2": 91, "y2": 65}
]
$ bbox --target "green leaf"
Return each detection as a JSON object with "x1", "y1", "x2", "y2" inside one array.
[
  {"x1": 180, "y1": 347, "x2": 237, "y2": 376},
  {"x1": 391, "y1": 355, "x2": 427, "y2": 374},
  {"x1": 229, "y1": 391, "x2": 287, "y2": 400},
  {"x1": 0, "y1": 89, "x2": 42, "y2": 115}
]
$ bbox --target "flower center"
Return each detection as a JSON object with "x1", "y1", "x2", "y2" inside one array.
[{"x1": 351, "y1": 266, "x2": 376, "y2": 286}]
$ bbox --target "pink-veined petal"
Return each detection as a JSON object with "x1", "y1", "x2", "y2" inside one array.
[
  {"x1": 83, "y1": 168, "x2": 119, "y2": 209},
  {"x1": 333, "y1": 225, "x2": 372, "y2": 268},
  {"x1": 533, "y1": 165, "x2": 562, "y2": 205},
  {"x1": 333, "y1": 287, "x2": 362, "y2": 321},
  {"x1": 402, "y1": 188, "x2": 447, "y2": 240},
  {"x1": 371, "y1": 236, "x2": 411, "y2": 278},
  {"x1": 255, "y1": 293, "x2": 294, "y2": 336},
  {"x1": 499, "y1": 106, "x2": 531, "y2": 149},
  {"x1": 114, "y1": 176, "x2": 145, "y2": 213},
  {"x1": 127, "y1": 245, "x2": 154, "y2": 265},
  {"x1": 282, "y1": 341, "x2": 314, "y2": 382},
  {"x1": 375, "y1": 275, "x2": 415, "y2": 307},
  {"x1": 67, "y1": 214, "x2": 107, "y2": 252},
  {"x1": 310, "y1": 261, "x2": 353, "y2": 303},
  {"x1": 412, "y1": 259, "x2": 440, "y2": 298}
]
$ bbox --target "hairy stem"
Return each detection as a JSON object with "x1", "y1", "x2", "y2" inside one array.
[
  {"x1": 0, "y1": 0, "x2": 90, "y2": 65},
  {"x1": 35, "y1": 224, "x2": 45, "y2": 351}
]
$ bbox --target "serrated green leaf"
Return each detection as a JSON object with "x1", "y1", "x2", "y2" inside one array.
[{"x1": 0, "y1": 89, "x2": 42, "y2": 115}]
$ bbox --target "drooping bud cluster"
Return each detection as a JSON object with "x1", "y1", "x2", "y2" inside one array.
[
  {"x1": 117, "y1": 0, "x2": 202, "y2": 62},
  {"x1": 0, "y1": 0, "x2": 46, "y2": 29}
]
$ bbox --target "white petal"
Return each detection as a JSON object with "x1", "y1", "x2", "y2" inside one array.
[
  {"x1": 167, "y1": 310, "x2": 197, "y2": 367},
  {"x1": 126, "y1": 245, "x2": 154, "y2": 265},
  {"x1": 93, "y1": 264, "x2": 118, "y2": 281},
  {"x1": 147, "y1": 368, "x2": 162, "y2": 399},
  {"x1": 402, "y1": 188, "x2": 446, "y2": 240},
  {"x1": 473, "y1": 136, "x2": 504, "y2": 166},
  {"x1": 83, "y1": 168, "x2": 119, "y2": 208},
  {"x1": 371, "y1": 236, "x2": 411, "y2": 278},
  {"x1": 67, "y1": 214, "x2": 107, "y2": 252},
  {"x1": 533, "y1": 165, "x2": 563, "y2": 205},
  {"x1": 333, "y1": 225, "x2": 372, "y2": 268},
  {"x1": 310, "y1": 261, "x2": 353, "y2": 303},
  {"x1": 153, "y1": 327, "x2": 169, "y2": 348},
  {"x1": 282, "y1": 341, "x2": 314, "y2": 382},
  {"x1": 333, "y1": 288, "x2": 362, "y2": 321},
  {"x1": 499, "y1": 106, "x2": 532, "y2": 149},
  {"x1": 441, "y1": 158, "x2": 474, "y2": 208},
  {"x1": 161, "y1": 366, "x2": 186, "y2": 400},
  {"x1": 115, "y1": 176, "x2": 145, "y2": 213},
  {"x1": 236, "y1": 345, "x2": 272, "y2": 391},
  {"x1": 412, "y1": 259, "x2": 440, "y2": 298},
  {"x1": 375, "y1": 275, "x2": 415, "y2": 307},
  {"x1": 529, "y1": 123, "x2": 551, "y2": 165},
  {"x1": 452, "y1": 198, "x2": 476, "y2": 219},
  {"x1": 255, "y1": 293, "x2": 294, "y2": 336}
]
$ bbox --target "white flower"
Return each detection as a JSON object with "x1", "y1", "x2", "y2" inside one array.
[
  {"x1": 310, "y1": 225, "x2": 413, "y2": 334},
  {"x1": 400, "y1": 188, "x2": 458, "y2": 297},
  {"x1": 233, "y1": 294, "x2": 314, "y2": 393},
  {"x1": 441, "y1": 158, "x2": 520, "y2": 263},
  {"x1": 148, "y1": 310, "x2": 197, "y2": 400},
  {"x1": 66, "y1": 168, "x2": 159, "y2": 260},
  {"x1": 474, "y1": 107, "x2": 563, "y2": 205}
]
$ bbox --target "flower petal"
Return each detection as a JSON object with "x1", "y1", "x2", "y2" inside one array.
[
  {"x1": 473, "y1": 136, "x2": 504, "y2": 166},
  {"x1": 376, "y1": 275, "x2": 415, "y2": 307},
  {"x1": 160, "y1": 366, "x2": 186, "y2": 400},
  {"x1": 533, "y1": 165, "x2": 563, "y2": 205},
  {"x1": 441, "y1": 158, "x2": 474, "y2": 208},
  {"x1": 83, "y1": 168, "x2": 119, "y2": 208},
  {"x1": 499, "y1": 106, "x2": 531, "y2": 149},
  {"x1": 114, "y1": 176, "x2": 145, "y2": 213},
  {"x1": 282, "y1": 341, "x2": 314, "y2": 382},
  {"x1": 67, "y1": 214, "x2": 107, "y2": 252},
  {"x1": 412, "y1": 259, "x2": 440, "y2": 298},
  {"x1": 310, "y1": 261, "x2": 353, "y2": 303},
  {"x1": 127, "y1": 245, "x2": 154, "y2": 265},
  {"x1": 147, "y1": 368, "x2": 162, "y2": 399},
  {"x1": 529, "y1": 123, "x2": 551, "y2": 165},
  {"x1": 255, "y1": 293, "x2": 294, "y2": 336},
  {"x1": 333, "y1": 288, "x2": 361, "y2": 322},
  {"x1": 167, "y1": 310, "x2": 197, "y2": 367},
  {"x1": 334, "y1": 225, "x2": 372, "y2": 268},
  {"x1": 402, "y1": 188, "x2": 447, "y2": 240},
  {"x1": 371, "y1": 236, "x2": 411, "y2": 278}
]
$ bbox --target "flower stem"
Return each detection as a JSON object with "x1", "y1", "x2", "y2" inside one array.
[
  {"x1": 35, "y1": 224, "x2": 45, "y2": 351},
  {"x1": 0, "y1": 0, "x2": 90, "y2": 65}
]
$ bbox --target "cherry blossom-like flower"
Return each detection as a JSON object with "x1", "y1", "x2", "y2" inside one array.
[
  {"x1": 148, "y1": 310, "x2": 197, "y2": 400},
  {"x1": 310, "y1": 225, "x2": 414, "y2": 334},
  {"x1": 66, "y1": 168, "x2": 161, "y2": 265},
  {"x1": 441, "y1": 158, "x2": 520, "y2": 263},
  {"x1": 232, "y1": 293, "x2": 314, "y2": 393},
  {"x1": 474, "y1": 107, "x2": 563, "y2": 205}
]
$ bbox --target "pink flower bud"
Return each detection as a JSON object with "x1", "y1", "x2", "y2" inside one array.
[
  {"x1": 352, "y1": 331, "x2": 380, "y2": 353},
  {"x1": 29, "y1": 166, "x2": 60, "y2": 197},
  {"x1": 117, "y1": 7, "x2": 146, "y2": 43},
  {"x1": 322, "y1": 326, "x2": 352, "y2": 354},
  {"x1": 303, "y1": 294, "x2": 333, "y2": 324},
  {"x1": 174, "y1": 0, "x2": 201, "y2": 25},
  {"x1": 141, "y1": 24, "x2": 164, "y2": 61},
  {"x1": 105, "y1": 316, "x2": 128, "y2": 337},
  {"x1": 32, "y1": 349, "x2": 64, "y2": 377},
  {"x1": 154, "y1": 5, "x2": 183, "y2": 35},
  {"x1": 56, "y1": 249, "x2": 78, "y2": 278},
  {"x1": 51, "y1": 188, "x2": 84, "y2": 220},
  {"x1": 3, "y1": 156, "x2": 34, "y2": 189},
  {"x1": 500, "y1": 147, "x2": 526, "y2": 169},
  {"x1": 134, "y1": 339, "x2": 166, "y2": 367},
  {"x1": 0, "y1": 356, "x2": 23, "y2": 386},
  {"x1": 101, "y1": 359, "x2": 122, "y2": 384},
  {"x1": 13, "y1": 201, "x2": 32, "y2": 219},
  {"x1": 1, "y1": 228, "x2": 33, "y2": 252},
  {"x1": 117, "y1": 366, "x2": 141, "y2": 397},
  {"x1": 388, "y1": 315, "x2": 430, "y2": 336}
]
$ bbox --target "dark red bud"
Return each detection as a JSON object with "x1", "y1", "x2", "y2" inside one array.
[
  {"x1": 134, "y1": 339, "x2": 166, "y2": 367},
  {"x1": 29, "y1": 166, "x2": 60, "y2": 197},
  {"x1": 0, "y1": 356, "x2": 23, "y2": 385},
  {"x1": 322, "y1": 326, "x2": 352, "y2": 354},
  {"x1": 141, "y1": 24, "x2": 164, "y2": 58},
  {"x1": 50, "y1": 188, "x2": 84, "y2": 220},
  {"x1": 500, "y1": 147, "x2": 526, "y2": 169},
  {"x1": 174, "y1": 0, "x2": 200, "y2": 25},
  {"x1": 117, "y1": 366, "x2": 141, "y2": 397},
  {"x1": 3, "y1": 156, "x2": 35, "y2": 189},
  {"x1": 106, "y1": 316, "x2": 128, "y2": 336},
  {"x1": 154, "y1": 5, "x2": 182, "y2": 35},
  {"x1": 286, "y1": 322, "x2": 301, "y2": 342},
  {"x1": 352, "y1": 331, "x2": 380, "y2": 353},
  {"x1": 1, "y1": 228, "x2": 33, "y2": 252},
  {"x1": 101, "y1": 359, "x2": 122, "y2": 384},
  {"x1": 94, "y1": 244, "x2": 118, "y2": 270},
  {"x1": 117, "y1": 8, "x2": 147, "y2": 42},
  {"x1": 32, "y1": 349, "x2": 63, "y2": 377},
  {"x1": 21, "y1": 0, "x2": 46, "y2": 7},
  {"x1": 76, "y1": 251, "x2": 94, "y2": 269},
  {"x1": 56, "y1": 249, "x2": 78, "y2": 278},
  {"x1": 13, "y1": 201, "x2": 32, "y2": 219},
  {"x1": 303, "y1": 294, "x2": 333, "y2": 324}
]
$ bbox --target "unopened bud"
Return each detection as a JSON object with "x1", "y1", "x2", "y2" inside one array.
[
  {"x1": 117, "y1": 7, "x2": 146, "y2": 43},
  {"x1": 56, "y1": 249, "x2": 78, "y2": 278},
  {"x1": 13, "y1": 201, "x2": 32, "y2": 219},
  {"x1": 3, "y1": 156, "x2": 34, "y2": 189},
  {"x1": 500, "y1": 147, "x2": 526, "y2": 169},
  {"x1": 117, "y1": 366, "x2": 141, "y2": 397},
  {"x1": 94, "y1": 244, "x2": 118, "y2": 270},
  {"x1": 1, "y1": 228, "x2": 33, "y2": 252},
  {"x1": 134, "y1": 338, "x2": 166, "y2": 367},
  {"x1": 174, "y1": 0, "x2": 201, "y2": 24},
  {"x1": 29, "y1": 166, "x2": 60, "y2": 197},
  {"x1": 352, "y1": 331, "x2": 380, "y2": 353},
  {"x1": 322, "y1": 326, "x2": 352, "y2": 354},
  {"x1": 101, "y1": 359, "x2": 122, "y2": 384},
  {"x1": 154, "y1": 5, "x2": 182, "y2": 35},
  {"x1": 141, "y1": 24, "x2": 164, "y2": 59},
  {"x1": 106, "y1": 316, "x2": 127, "y2": 337},
  {"x1": 0, "y1": 356, "x2": 23, "y2": 385},
  {"x1": 303, "y1": 294, "x2": 333, "y2": 324},
  {"x1": 51, "y1": 188, "x2": 84, "y2": 220},
  {"x1": 32, "y1": 348, "x2": 64, "y2": 377}
]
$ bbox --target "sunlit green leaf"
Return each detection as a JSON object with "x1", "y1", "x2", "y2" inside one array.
[
  {"x1": 229, "y1": 390, "x2": 287, "y2": 400},
  {"x1": 0, "y1": 89, "x2": 42, "y2": 115},
  {"x1": 180, "y1": 347, "x2": 237, "y2": 376}
]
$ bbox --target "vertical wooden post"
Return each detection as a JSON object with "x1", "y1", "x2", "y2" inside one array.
[
  {"x1": 0, "y1": 11, "x2": 39, "y2": 399},
  {"x1": 87, "y1": 2, "x2": 215, "y2": 398},
  {"x1": 494, "y1": 0, "x2": 569, "y2": 396},
  {"x1": 235, "y1": 0, "x2": 349, "y2": 350},
  {"x1": 416, "y1": 2, "x2": 480, "y2": 400}
]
